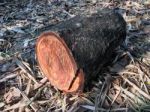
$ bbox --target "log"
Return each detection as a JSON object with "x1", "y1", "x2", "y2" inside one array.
[{"x1": 36, "y1": 9, "x2": 126, "y2": 93}]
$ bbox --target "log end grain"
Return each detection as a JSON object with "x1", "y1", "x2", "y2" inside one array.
[{"x1": 36, "y1": 32, "x2": 84, "y2": 93}]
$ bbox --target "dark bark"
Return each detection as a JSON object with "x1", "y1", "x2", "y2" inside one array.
[{"x1": 37, "y1": 9, "x2": 126, "y2": 87}]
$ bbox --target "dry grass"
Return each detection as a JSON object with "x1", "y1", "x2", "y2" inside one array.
[{"x1": 0, "y1": 0, "x2": 150, "y2": 111}]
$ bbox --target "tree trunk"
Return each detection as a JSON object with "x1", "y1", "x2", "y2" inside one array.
[{"x1": 36, "y1": 9, "x2": 126, "y2": 93}]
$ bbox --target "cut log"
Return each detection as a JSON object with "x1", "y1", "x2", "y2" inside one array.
[{"x1": 36, "y1": 9, "x2": 126, "y2": 93}]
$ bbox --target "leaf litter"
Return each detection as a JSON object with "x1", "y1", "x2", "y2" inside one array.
[{"x1": 0, "y1": 0, "x2": 150, "y2": 111}]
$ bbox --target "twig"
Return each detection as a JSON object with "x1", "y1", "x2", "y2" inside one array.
[
  {"x1": 114, "y1": 84, "x2": 144, "y2": 104},
  {"x1": 111, "y1": 87, "x2": 121, "y2": 105},
  {"x1": 33, "y1": 77, "x2": 48, "y2": 90},
  {"x1": 0, "y1": 73, "x2": 18, "y2": 83},
  {"x1": 15, "y1": 58, "x2": 38, "y2": 84},
  {"x1": 122, "y1": 76, "x2": 150, "y2": 100}
]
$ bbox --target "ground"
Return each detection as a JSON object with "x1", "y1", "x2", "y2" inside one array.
[{"x1": 0, "y1": 0, "x2": 150, "y2": 112}]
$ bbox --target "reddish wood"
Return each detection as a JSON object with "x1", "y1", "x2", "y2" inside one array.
[{"x1": 36, "y1": 32, "x2": 84, "y2": 93}]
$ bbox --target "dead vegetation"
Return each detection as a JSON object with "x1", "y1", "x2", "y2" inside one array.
[{"x1": 0, "y1": 0, "x2": 150, "y2": 112}]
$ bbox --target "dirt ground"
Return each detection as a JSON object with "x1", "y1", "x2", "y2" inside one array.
[{"x1": 0, "y1": 0, "x2": 150, "y2": 112}]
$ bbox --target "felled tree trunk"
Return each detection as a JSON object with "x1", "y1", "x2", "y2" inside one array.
[{"x1": 36, "y1": 9, "x2": 126, "y2": 93}]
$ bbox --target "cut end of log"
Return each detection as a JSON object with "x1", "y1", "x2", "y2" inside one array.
[{"x1": 36, "y1": 32, "x2": 84, "y2": 93}]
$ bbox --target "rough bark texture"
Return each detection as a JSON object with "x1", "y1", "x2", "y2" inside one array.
[{"x1": 36, "y1": 9, "x2": 126, "y2": 92}]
